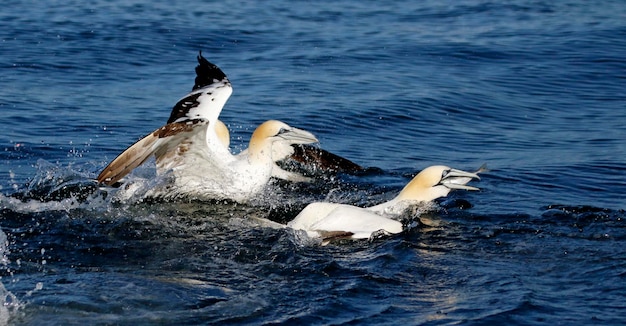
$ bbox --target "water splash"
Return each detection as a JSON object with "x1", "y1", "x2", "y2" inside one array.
[{"x1": 0, "y1": 228, "x2": 21, "y2": 324}]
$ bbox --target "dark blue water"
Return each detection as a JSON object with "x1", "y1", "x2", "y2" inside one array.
[{"x1": 1, "y1": 0, "x2": 625, "y2": 324}]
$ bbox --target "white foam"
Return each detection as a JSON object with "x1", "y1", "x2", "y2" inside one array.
[
  {"x1": 0, "y1": 193, "x2": 80, "y2": 213},
  {"x1": 0, "y1": 228, "x2": 20, "y2": 325}
]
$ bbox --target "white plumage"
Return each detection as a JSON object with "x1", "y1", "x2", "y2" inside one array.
[
  {"x1": 288, "y1": 165, "x2": 483, "y2": 243},
  {"x1": 97, "y1": 54, "x2": 318, "y2": 202}
]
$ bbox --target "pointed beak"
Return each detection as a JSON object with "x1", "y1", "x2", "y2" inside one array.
[
  {"x1": 440, "y1": 168, "x2": 481, "y2": 191},
  {"x1": 278, "y1": 127, "x2": 319, "y2": 145}
]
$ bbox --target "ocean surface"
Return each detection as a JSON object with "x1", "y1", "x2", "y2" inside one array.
[{"x1": 1, "y1": 0, "x2": 625, "y2": 324}]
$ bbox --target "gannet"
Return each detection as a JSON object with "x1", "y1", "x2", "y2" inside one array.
[
  {"x1": 217, "y1": 123, "x2": 363, "y2": 182},
  {"x1": 367, "y1": 165, "x2": 484, "y2": 216},
  {"x1": 97, "y1": 52, "x2": 232, "y2": 185},
  {"x1": 153, "y1": 119, "x2": 318, "y2": 201},
  {"x1": 173, "y1": 52, "x2": 359, "y2": 183},
  {"x1": 212, "y1": 121, "x2": 317, "y2": 183},
  {"x1": 97, "y1": 54, "x2": 318, "y2": 201},
  {"x1": 287, "y1": 165, "x2": 482, "y2": 243}
]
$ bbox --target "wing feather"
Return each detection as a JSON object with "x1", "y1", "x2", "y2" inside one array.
[
  {"x1": 98, "y1": 53, "x2": 230, "y2": 186},
  {"x1": 97, "y1": 133, "x2": 161, "y2": 185},
  {"x1": 288, "y1": 144, "x2": 363, "y2": 174},
  {"x1": 167, "y1": 53, "x2": 232, "y2": 124},
  {"x1": 97, "y1": 120, "x2": 206, "y2": 186}
]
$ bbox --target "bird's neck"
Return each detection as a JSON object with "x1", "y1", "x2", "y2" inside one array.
[
  {"x1": 368, "y1": 181, "x2": 451, "y2": 217},
  {"x1": 247, "y1": 137, "x2": 273, "y2": 164},
  {"x1": 396, "y1": 182, "x2": 450, "y2": 203},
  {"x1": 204, "y1": 125, "x2": 234, "y2": 162}
]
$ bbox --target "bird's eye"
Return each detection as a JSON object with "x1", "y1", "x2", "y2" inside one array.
[
  {"x1": 441, "y1": 169, "x2": 451, "y2": 179},
  {"x1": 276, "y1": 128, "x2": 289, "y2": 136}
]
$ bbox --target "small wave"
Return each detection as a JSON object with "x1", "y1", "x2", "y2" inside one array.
[{"x1": 2, "y1": 160, "x2": 109, "y2": 213}]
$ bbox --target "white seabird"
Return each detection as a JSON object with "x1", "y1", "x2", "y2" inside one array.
[
  {"x1": 287, "y1": 165, "x2": 483, "y2": 243},
  {"x1": 212, "y1": 120, "x2": 316, "y2": 183},
  {"x1": 177, "y1": 52, "x2": 360, "y2": 182},
  {"x1": 154, "y1": 119, "x2": 318, "y2": 201},
  {"x1": 97, "y1": 54, "x2": 318, "y2": 202},
  {"x1": 216, "y1": 121, "x2": 363, "y2": 182}
]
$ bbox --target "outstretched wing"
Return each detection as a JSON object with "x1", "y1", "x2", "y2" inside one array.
[
  {"x1": 167, "y1": 52, "x2": 232, "y2": 124},
  {"x1": 287, "y1": 144, "x2": 364, "y2": 174},
  {"x1": 97, "y1": 119, "x2": 207, "y2": 185},
  {"x1": 98, "y1": 53, "x2": 231, "y2": 186}
]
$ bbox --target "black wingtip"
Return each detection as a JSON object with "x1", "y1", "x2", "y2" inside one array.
[
  {"x1": 193, "y1": 51, "x2": 228, "y2": 90},
  {"x1": 290, "y1": 144, "x2": 364, "y2": 174}
]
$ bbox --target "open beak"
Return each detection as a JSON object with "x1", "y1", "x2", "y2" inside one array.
[
  {"x1": 278, "y1": 127, "x2": 319, "y2": 145},
  {"x1": 440, "y1": 168, "x2": 482, "y2": 191}
]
